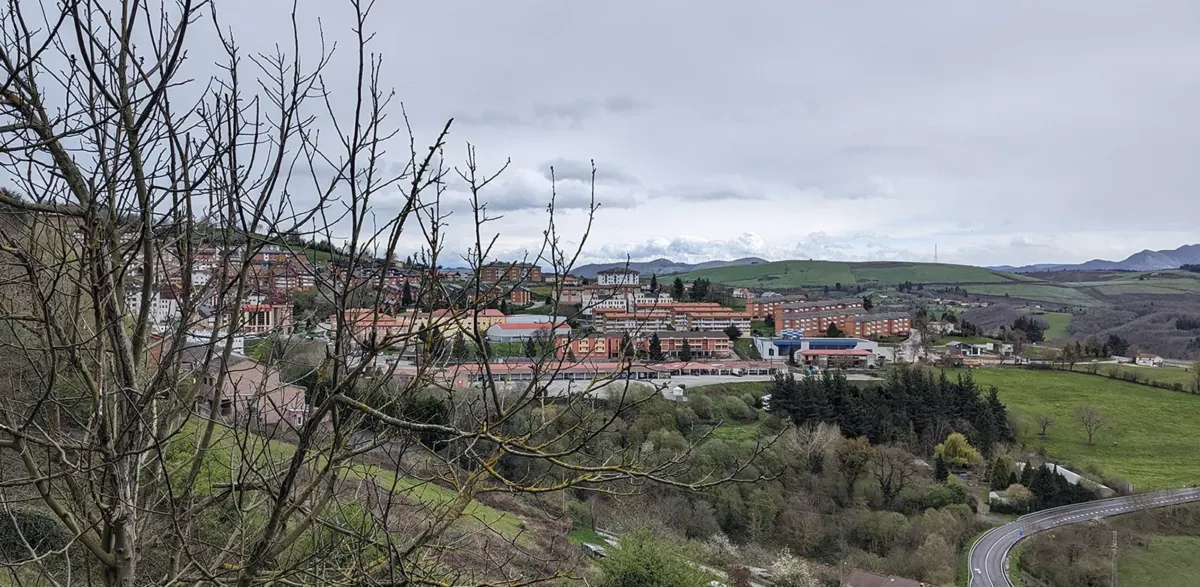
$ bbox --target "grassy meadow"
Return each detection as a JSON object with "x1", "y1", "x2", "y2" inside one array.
[{"x1": 968, "y1": 368, "x2": 1200, "y2": 490}]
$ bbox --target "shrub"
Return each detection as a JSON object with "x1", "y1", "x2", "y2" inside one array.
[{"x1": 0, "y1": 509, "x2": 66, "y2": 562}]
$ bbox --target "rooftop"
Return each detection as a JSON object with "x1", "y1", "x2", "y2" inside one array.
[{"x1": 779, "y1": 299, "x2": 863, "y2": 311}]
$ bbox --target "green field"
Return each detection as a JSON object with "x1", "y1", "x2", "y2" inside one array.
[
  {"x1": 1083, "y1": 363, "x2": 1197, "y2": 386},
  {"x1": 1036, "y1": 312, "x2": 1072, "y2": 340},
  {"x1": 672, "y1": 260, "x2": 1029, "y2": 288},
  {"x1": 1089, "y1": 279, "x2": 1200, "y2": 295},
  {"x1": 963, "y1": 284, "x2": 1102, "y2": 307},
  {"x1": 968, "y1": 368, "x2": 1200, "y2": 490},
  {"x1": 1118, "y1": 536, "x2": 1200, "y2": 587}
]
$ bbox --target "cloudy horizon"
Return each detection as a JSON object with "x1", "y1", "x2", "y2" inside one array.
[{"x1": 217, "y1": 0, "x2": 1200, "y2": 269}]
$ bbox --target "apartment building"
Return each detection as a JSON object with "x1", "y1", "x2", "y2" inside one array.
[
  {"x1": 680, "y1": 309, "x2": 751, "y2": 333},
  {"x1": 595, "y1": 267, "x2": 640, "y2": 286},
  {"x1": 241, "y1": 303, "x2": 295, "y2": 335},
  {"x1": 556, "y1": 333, "x2": 625, "y2": 360},
  {"x1": 479, "y1": 261, "x2": 542, "y2": 283},
  {"x1": 776, "y1": 308, "x2": 910, "y2": 338},
  {"x1": 747, "y1": 294, "x2": 810, "y2": 319},
  {"x1": 641, "y1": 331, "x2": 732, "y2": 358},
  {"x1": 592, "y1": 308, "x2": 673, "y2": 332},
  {"x1": 850, "y1": 312, "x2": 911, "y2": 338}
]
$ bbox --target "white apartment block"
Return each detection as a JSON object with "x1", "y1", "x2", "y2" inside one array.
[{"x1": 595, "y1": 268, "x2": 640, "y2": 286}]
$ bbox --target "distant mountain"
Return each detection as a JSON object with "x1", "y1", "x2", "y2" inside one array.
[
  {"x1": 571, "y1": 257, "x2": 768, "y2": 279},
  {"x1": 991, "y1": 244, "x2": 1200, "y2": 273}
]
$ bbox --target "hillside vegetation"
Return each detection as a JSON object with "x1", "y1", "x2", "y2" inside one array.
[{"x1": 672, "y1": 260, "x2": 1029, "y2": 287}]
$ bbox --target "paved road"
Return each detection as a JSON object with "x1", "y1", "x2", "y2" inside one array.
[{"x1": 969, "y1": 487, "x2": 1200, "y2": 587}]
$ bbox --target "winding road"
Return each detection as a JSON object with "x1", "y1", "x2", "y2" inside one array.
[{"x1": 969, "y1": 487, "x2": 1200, "y2": 587}]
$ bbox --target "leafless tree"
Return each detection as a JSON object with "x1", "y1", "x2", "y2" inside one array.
[
  {"x1": 869, "y1": 445, "x2": 921, "y2": 508},
  {"x1": 1035, "y1": 414, "x2": 1054, "y2": 437},
  {"x1": 0, "y1": 2, "x2": 774, "y2": 586},
  {"x1": 1075, "y1": 405, "x2": 1107, "y2": 446}
]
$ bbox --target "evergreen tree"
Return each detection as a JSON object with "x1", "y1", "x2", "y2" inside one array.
[
  {"x1": 524, "y1": 337, "x2": 538, "y2": 359},
  {"x1": 934, "y1": 456, "x2": 949, "y2": 482},
  {"x1": 648, "y1": 333, "x2": 664, "y2": 361},
  {"x1": 679, "y1": 339, "x2": 694, "y2": 362},
  {"x1": 672, "y1": 278, "x2": 686, "y2": 301},
  {"x1": 499, "y1": 299, "x2": 509, "y2": 314},
  {"x1": 862, "y1": 295, "x2": 873, "y2": 311},
  {"x1": 649, "y1": 274, "x2": 658, "y2": 293},
  {"x1": 451, "y1": 334, "x2": 470, "y2": 361},
  {"x1": 401, "y1": 281, "x2": 413, "y2": 307},
  {"x1": 620, "y1": 332, "x2": 635, "y2": 359},
  {"x1": 690, "y1": 278, "x2": 710, "y2": 301},
  {"x1": 825, "y1": 322, "x2": 845, "y2": 338}
]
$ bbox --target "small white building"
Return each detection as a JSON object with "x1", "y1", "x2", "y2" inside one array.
[
  {"x1": 595, "y1": 267, "x2": 640, "y2": 286},
  {"x1": 1135, "y1": 353, "x2": 1163, "y2": 367}
]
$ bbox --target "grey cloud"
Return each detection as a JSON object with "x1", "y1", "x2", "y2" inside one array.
[
  {"x1": 540, "y1": 158, "x2": 640, "y2": 185},
  {"x1": 454, "y1": 94, "x2": 649, "y2": 129},
  {"x1": 214, "y1": 0, "x2": 1200, "y2": 267},
  {"x1": 658, "y1": 181, "x2": 767, "y2": 202},
  {"x1": 444, "y1": 168, "x2": 637, "y2": 214}
]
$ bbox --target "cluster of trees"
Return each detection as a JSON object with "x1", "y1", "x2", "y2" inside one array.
[
  {"x1": 989, "y1": 462, "x2": 1100, "y2": 514},
  {"x1": 565, "y1": 386, "x2": 985, "y2": 586},
  {"x1": 1010, "y1": 316, "x2": 1047, "y2": 343},
  {"x1": 896, "y1": 281, "x2": 925, "y2": 293},
  {"x1": 1181, "y1": 264, "x2": 1200, "y2": 273},
  {"x1": 1081, "y1": 333, "x2": 1130, "y2": 357},
  {"x1": 1177, "y1": 316, "x2": 1200, "y2": 330},
  {"x1": 766, "y1": 367, "x2": 1013, "y2": 458}
]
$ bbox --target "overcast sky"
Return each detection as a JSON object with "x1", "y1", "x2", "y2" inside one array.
[{"x1": 217, "y1": 0, "x2": 1200, "y2": 267}]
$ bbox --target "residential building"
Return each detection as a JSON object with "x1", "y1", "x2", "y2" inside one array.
[
  {"x1": 562, "y1": 285, "x2": 671, "y2": 315},
  {"x1": 592, "y1": 309, "x2": 673, "y2": 332},
  {"x1": 543, "y1": 273, "x2": 581, "y2": 286},
  {"x1": 641, "y1": 331, "x2": 732, "y2": 358},
  {"x1": 848, "y1": 312, "x2": 912, "y2": 338},
  {"x1": 182, "y1": 348, "x2": 308, "y2": 427},
  {"x1": 125, "y1": 286, "x2": 183, "y2": 326},
  {"x1": 486, "y1": 321, "x2": 571, "y2": 343},
  {"x1": 1135, "y1": 353, "x2": 1163, "y2": 366},
  {"x1": 241, "y1": 303, "x2": 294, "y2": 335},
  {"x1": 679, "y1": 309, "x2": 752, "y2": 333},
  {"x1": 557, "y1": 333, "x2": 625, "y2": 360},
  {"x1": 747, "y1": 294, "x2": 809, "y2": 320},
  {"x1": 729, "y1": 287, "x2": 753, "y2": 299},
  {"x1": 479, "y1": 261, "x2": 542, "y2": 283},
  {"x1": 595, "y1": 267, "x2": 640, "y2": 286}
]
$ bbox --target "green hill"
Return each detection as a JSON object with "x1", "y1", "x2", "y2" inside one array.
[
  {"x1": 970, "y1": 368, "x2": 1200, "y2": 490},
  {"x1": 671, "y1": 260, "x2": 1030, "y2": 287}
]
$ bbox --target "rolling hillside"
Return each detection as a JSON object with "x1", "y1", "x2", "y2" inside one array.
[{"x1": 671, "y1": 260, "x2": 1031, "y2": 287}]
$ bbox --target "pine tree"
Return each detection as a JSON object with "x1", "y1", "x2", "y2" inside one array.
[
  {"x1": 649, "y1": 274, "x2": 658, "y2": 293},
  {"x1": 401, "y1": 281, "x2": 413, "y2": 307},
  {"x1": 679, "y1": 339, "x2": 694, "y2": 362},
  {"x1": 451, "y1": 334, "x2": 470, "y2": 361},
  {"x1": 934, "y1": 456, "x2": 949, "y2": 482},
  {"x1": 648, "y1": 333, "x2": 664, "y2": 361},
  {"x1": 672, "y1": 277, "x2": 686, "y2": 301},
  {"x1": 620, "y1": 332, "x2": 635, "y2": 359},
  {"x1": 524, "y1": 337, "x2": 538, "y2": 359}
]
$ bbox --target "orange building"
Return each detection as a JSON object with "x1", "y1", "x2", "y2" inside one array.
[
  {"x1": 640, "y1": 331, "x2": 732, "y2": 358},
  {"x1": 479, "y1": 261, "x2": 542, "y2": 283}
]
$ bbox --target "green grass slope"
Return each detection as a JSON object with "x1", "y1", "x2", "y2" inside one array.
[
  {"x1": 673, "y1": 260, "x2": 1028, "y2": 287},
  {"x1": 968, "y1": 368, "x2": 1200, "y2": 490},
  {"x1": 1118, "y1": 536, "x2": 1200, "y2": 587}
]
